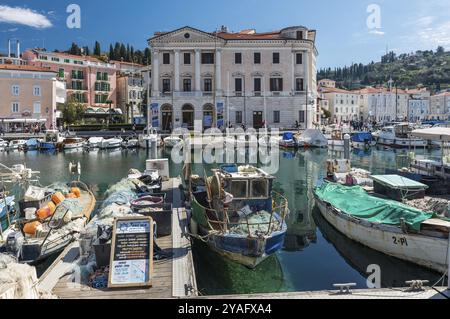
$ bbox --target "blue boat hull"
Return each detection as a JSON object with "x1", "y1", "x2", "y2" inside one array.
[
  {"x1": 198, "y1": 224, "x2": 287, "y2": 268},
  {"x1": 38, "y1": 142, "x2": 57, "y2": 150}
]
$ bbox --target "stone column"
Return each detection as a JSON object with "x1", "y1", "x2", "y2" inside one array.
[
  {"x1": 195, "y1": 49, "x2": 201, "y2": 92},
  {"x1": 174, "y1": 50, "x2": 180, "y2": 92},
  {"x1": 215, "y1": 49, "x2": 222, "y2": 95},
  {"x1": 152, "y1": 50, "x2": 159, "y2": 97}
]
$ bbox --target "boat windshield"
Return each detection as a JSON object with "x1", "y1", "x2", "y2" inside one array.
[
  {"x1": 230, "y1": 180, "x2": 247, "y2": 198},
  {"x1": 251, "y1": 179, "x2": 269, "y2": 198}
]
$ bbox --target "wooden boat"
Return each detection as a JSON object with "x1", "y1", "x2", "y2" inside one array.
[
  {"x1": 63, "y1": 137, "x2": 85, "y2": 150},
  {"x1": 314, "y1": 183, "x2": 450, "y2": 274},
  {"x1": 0, "y1": 182, "x2": 96, "y2": 264},
  {"x1": 327, "y1": 129, "x2": 345, "y2": 148},
  {"x1": 183, "y1": 164, "x2": 289, "y2": 268}
]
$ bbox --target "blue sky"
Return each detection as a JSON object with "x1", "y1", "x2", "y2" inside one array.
[{"x1": 0, "y1": 0, "x2": 449, "y2": 68}]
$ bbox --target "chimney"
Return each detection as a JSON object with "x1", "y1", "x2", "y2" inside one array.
[
  {"x1": 8, "y1": 39, "x2": 11, "y2": 58},
  {"x1": 16, "y1": 40, "x2": 20, "y2": 59}
]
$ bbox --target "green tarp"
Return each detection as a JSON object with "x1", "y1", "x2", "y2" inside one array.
[{"x1": 314, "y1": 183, "x2": 436, "y2": 231}]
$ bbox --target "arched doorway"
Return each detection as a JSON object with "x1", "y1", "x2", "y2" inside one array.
[
  {"x1": 203, "y1": 104, "x2": 215, "y2": 130},
  {"x1": 182, "y1": 104, "x2": 194, "y2": 130},
  {"x1": 161, "y1": 104, "x2": 173, "y2": 132}
]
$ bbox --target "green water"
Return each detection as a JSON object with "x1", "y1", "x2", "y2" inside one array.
[{"x1": 0, "y1": 147, "x2": 444, "y2": 295}]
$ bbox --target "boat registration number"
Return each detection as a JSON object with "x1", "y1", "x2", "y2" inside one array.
[{"x1": 392, "y1": 236, "x2": 408, "y2": 246}]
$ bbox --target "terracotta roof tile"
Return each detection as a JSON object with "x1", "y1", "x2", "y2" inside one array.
[{"x1": 0, "y1": 64, "x2": 56, "y2": 73}]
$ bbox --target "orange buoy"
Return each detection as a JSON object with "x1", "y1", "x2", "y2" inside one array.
[
  {"x1": 70, "y1": 187, "x2": 81, "y2": 198},
  {"x1": 23, "y1": 221, "x2": 42, "y2": 236},
  {"x1": 52, "y1": 192, "x2": 65, "y2": 205},
  {"x1": 36, "y1": 206, "x2": 52, "y2": 220}
]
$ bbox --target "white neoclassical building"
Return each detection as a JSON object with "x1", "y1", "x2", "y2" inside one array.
[{"x1": 148, "y1": 26, "x2": 319, "y2": 131}]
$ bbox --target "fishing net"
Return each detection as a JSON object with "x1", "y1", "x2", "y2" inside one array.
[
  {"x1": 228, "y1": 211, "x2": 282, "y2": 236},
  {"x1": 0, "y1": 254, "x2": 42, "y2": 299}
]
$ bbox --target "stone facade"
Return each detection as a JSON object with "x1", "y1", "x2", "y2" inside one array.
[
  {"x1": 429, "y1": 92, "x2": 450, "y2": 120},
  {"x1": 148, "y1": 26, "x2": 319, "y2": 131}
]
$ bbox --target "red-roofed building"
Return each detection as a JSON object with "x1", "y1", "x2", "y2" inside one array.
[
  {"x1": 23, "y1": 49, "x2": 118, "y2": 116},
  {"x1": 147, "y1": 26, "x2": 319, "y2": 131}
]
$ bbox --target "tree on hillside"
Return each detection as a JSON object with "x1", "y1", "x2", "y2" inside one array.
[
  {"x1": 68, "y1": 43, "x2": 82, "y2": 56},
  {"x1": 109, "y1": 44, "x2": 114, "y2": 60}
]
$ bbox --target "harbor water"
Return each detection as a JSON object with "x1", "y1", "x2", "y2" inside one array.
[{"x1": 0, "y1": 146, "x2": 444, "y2": 295}]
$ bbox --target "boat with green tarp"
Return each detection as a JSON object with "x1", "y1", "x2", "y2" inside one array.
[{"x1": 314, "y1": 182, "x2": 450, "y2": 273}]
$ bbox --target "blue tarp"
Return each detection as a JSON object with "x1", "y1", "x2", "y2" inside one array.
[
  {"x1": 283, "y1": 132, "x2": 294, "y2": 141},
  {"x1": 352, "y1": 132, "x2": 373, "y2": 143}
]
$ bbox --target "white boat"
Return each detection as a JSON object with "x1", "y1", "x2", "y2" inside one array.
[
  {"x1": 139, "y1": 127, "x2": 159, "y2": 149},
  {"x1": 0, "y1": 139, "x2": 8, "y2": 148},
  {"x1": 122, "y1": 138, "x2": 139, "y2": 149},
  {"x1": 298, "y1": 129, "x2": 328, "y2": 148},
  {"x1": 315, "y1": 183, "x2": 450, "y2": 274},
  {"x1": 99, "y1": 137, "x2": 122, "y2": 149},
  {"x1": 164, "y1": 135, "x2": 184, "y2": 148},
  {"x1": 378, "y1": 124, "x2": 427, "y2": 148},
  {"x1": 86, "y1": 137, "x2": 104, "y2": 148},
  {"x1": 327, "y1": 129, "x2": 345, "y2": 148},
  {"x1": 63, "y1": 137, "x2": 85, "y2": 150},
  {"x1": 8, "y1": 140, "x2": 27, "y2": 150}
]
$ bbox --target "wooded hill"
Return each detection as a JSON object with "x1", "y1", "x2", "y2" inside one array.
[{"x1": 317, "y1": 47, "x2": 450, "y2": 92}]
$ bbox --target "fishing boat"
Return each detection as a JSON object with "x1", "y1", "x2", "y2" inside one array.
[
  {"x1": 352, "y1": 132, "x2": 376, "y2": 150},
  {"x1": 122, "y1": 138, "x2": 139, "y2": 149},
  {"x1": 314, "y1": 182, "x2": 450, "y2": 273},
  {"x1": 279, "y1": 132, "x2": 297, "y2": 149},
  {"x1": 0, "y1": 192, "x2": 15, "y2": 233},
  {"x1": 163, "y1": 135, "x2": 184, "y2": 149},
  {"x1": 139, "y1": 127, "x2": 159, "y2": 149},
  {"x1": 99, "y1": 137, "x2": 122, "y2": 149},
  {"x1": 327, "y1": 129, "x2": 346, "y2": 148},
  {"x1": 8, "y1": 140, "x2": 27, "y2": 150},
  {"x1": 377, "y1": 123, "x2": 427, "y2": 148},
  {"x1": 63, "y1": 137, "x2": 85, "y2": 150},
  {"x1": 298, "y1": 129, "x2": 328, "y2": 148},
  {"x1": 0, "y1": 182, "x2": 96, "y2": 264},
  {"x1": 38, "y1": 130, "x2": 65, "y2": 151},
  {"x1": 183, "y1": 164, "x2": 289, "y2": 268},
  {"x1": 86, "y1": 137, "x2": 104, "y2": 148}
]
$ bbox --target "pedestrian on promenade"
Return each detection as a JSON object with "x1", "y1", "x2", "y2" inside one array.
[{"x1": 0, "y1": 126, "x2": 4, "y2": 136}]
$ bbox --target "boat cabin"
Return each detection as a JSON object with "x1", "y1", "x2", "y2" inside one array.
[{"x1": 43, "y1": 130, "x2": 64, "y2": 143}]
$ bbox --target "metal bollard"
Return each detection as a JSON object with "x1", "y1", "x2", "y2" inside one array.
[{"x1": 344, "y1": 134, "x2": 351, "y2": 160}]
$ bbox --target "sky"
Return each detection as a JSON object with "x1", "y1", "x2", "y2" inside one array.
[{"x1": 0, "y1": 0, "x2": 449, "y2": 69}]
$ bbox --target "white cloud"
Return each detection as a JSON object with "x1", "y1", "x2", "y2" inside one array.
[
  {"x1": 1, "y1": 27, "x2": 18, "y2": 33},
  {"x1": 416, "y1": 20, "x2": 450, "y2": 49},
  {"x1": 0, "y1": 5, "x2": 52, "y2": 29}
]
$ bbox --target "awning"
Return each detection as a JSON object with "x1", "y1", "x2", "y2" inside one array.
[
  {"x1": 411, "y1": 127, "x2": 450, "y2": 142},
  {"x1": 0, "y1": 118, "x2": 47, "y2": 123}
]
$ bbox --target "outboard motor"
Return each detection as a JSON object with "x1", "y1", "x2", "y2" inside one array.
[{"x1": 5, "y1": 231, "x2": 24, "y2": 258}]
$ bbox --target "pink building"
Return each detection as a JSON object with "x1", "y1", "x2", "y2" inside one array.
[{"x1": 23, "y1": 49, "x2": 118, "y2": 115}]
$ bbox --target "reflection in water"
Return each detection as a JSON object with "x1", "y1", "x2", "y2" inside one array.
[
  {"x1": 0, "y1": 146, "x2": 444, "y2": 293},
  {"x1": 192, "y1": 239, "x2": 284, "y2": 296}
]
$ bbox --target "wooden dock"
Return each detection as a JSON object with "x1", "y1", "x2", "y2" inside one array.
[
  {"x1": 38, "y1": 178, "x2": 197, "y2": 299},
  {"x1": 201, "y1": 287, "x2": 450, "y2": 299}
]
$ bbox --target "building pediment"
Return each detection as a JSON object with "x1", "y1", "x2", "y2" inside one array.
[{"x1": 149, "y1": 26, "x2": 224, "y2": 44}]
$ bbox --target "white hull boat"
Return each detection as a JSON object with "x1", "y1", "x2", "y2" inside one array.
[
  {"x1": 139, "y1": 127, "x2": 159, "y2": 149},
  {"x1": 164, "y1": 136, "x2": 184, "y2": 148},
  {"x1": 122, "y1": 139, "x2": 139, "y2": 149},
  {"x1": 315, "y1": 184, "x2": 450, "y2": 274},
  {"x1": 378, "y1": 124, "x2": 427, "y2": 148},
  {"x1": 86, "y1": 137, "x2": 104, "y2": 148},
  {"x1": 99, "y1": 138, "x2": 122, "y2": 149},
  {"x1": 8, "y1": 140, "x2": 27, "y2": 150}
]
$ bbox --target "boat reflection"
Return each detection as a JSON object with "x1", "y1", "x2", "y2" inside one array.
[
  {"x1": 192, "y1": 239, "x2": 285, "y2": 295},
  {"x1": 313, "y1": 209, "x2": 443, "y2": 288}
]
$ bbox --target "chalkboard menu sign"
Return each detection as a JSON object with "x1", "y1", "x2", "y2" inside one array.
[{"x1": 108, "y1": 217, "x2": 154, "y2": 288}]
